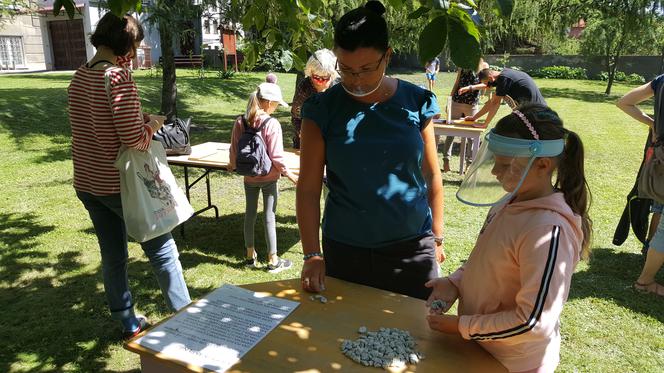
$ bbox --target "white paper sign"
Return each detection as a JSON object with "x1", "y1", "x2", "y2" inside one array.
[{"x1": 135, "y1": 284, "x2": 299, "y2": 372}]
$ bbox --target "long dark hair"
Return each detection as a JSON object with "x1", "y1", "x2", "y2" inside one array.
[
  {"x1": 334, "y1": 1, "x2": 388, "y2": 52},
  {"x1": 495, "y1": 103, "x2": 593, "y2": 258}
]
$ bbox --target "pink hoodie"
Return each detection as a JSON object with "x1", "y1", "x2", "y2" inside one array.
[
  {"x1": 229, "y1": 113, "x2": 290, "y2": 183},
  {"x1": 448, "y1": 192, "x2": 583, "y2": 372}
]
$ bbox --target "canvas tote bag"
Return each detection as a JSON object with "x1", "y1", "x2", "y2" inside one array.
[{"x1": 115, "y1": 141, "x2": 193, "y2": 242}]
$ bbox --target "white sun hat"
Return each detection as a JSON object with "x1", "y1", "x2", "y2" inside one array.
[{"x1": 257, "y1": 82, "x2": 289, "y2": 108}]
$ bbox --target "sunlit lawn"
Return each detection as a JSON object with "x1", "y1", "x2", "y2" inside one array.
[{"x1": 0, "y1": 68, "x2": 662, "y2": 372}]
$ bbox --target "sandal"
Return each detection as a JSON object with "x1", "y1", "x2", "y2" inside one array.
[{"x1": 633, "y1": 281, "x2": 664, "y2": 297}]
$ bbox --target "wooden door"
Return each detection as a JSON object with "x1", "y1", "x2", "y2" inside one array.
[{"x1": 49, "y1": 19, "x2": 86, "y2": 70}]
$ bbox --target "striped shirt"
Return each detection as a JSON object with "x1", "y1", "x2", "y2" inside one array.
[{"x1": 68, "y1": 65, "x2": 153, "y2": 195}]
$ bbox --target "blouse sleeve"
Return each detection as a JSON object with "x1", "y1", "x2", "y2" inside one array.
[
  {"x1": 419, "y1": 89, "x2": 440, "y2": 129},
  {"x1": 107, "y1": 69, "x2": 153, "y2": 150}
]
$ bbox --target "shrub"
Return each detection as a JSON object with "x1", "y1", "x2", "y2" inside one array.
[
  {"x1": 529, "y1": 66, "x2": 588, "y2": 80},
  {"x1": 596, "y1": 71, "x2": 645, "y2": 84}
]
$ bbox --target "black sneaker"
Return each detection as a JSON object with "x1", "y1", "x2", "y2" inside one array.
[
  {"x1": 267, "y1": 258, "x2": 292, "y2": 273},
  {"x1": 122, "y1": 315, "x2": 151, "y2": 341},
  {"x1": 244, "y1": 258, "x2": 258, "y2": 268}
]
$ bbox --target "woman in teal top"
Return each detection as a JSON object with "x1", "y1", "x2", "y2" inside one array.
[{"x1": 296, "y1": 0, "x2": 445, "y2": 300}]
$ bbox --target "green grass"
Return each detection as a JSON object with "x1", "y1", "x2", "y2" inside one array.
[{"x1": 1, "y1": 69, "x2": 662, "y2": 372}]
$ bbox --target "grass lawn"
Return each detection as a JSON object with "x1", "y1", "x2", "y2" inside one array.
[{"x1": 1, "y1": 68, "x2": 663, "y2": 372}]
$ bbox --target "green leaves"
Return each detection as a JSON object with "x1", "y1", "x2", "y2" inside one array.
[
  {"x1": 418, "y1": 15, "x2": 447, "y2": 65},
  {"x1": 280, "y1": 50, "x2": 294, "y2": 71},
  {"x1": 408, "y1": 6, "x2": 431, "y2": 20},
  {"x1": 417, "y1": 2, "x2": 482, "y2": 69},
  {"x1": 494, "y1": 0, "x2": 514, "y2": 17},
  {"x1": 447, "y1": 4, "x2": 481, "y2": 69},
  {"x1": 54, "y1": 0, "x2": 142, "y2": 18}
]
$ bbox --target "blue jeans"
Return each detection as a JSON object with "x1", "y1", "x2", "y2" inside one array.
[{"x1": 76, "y1": 191, "x2": 191, "y2": 321}]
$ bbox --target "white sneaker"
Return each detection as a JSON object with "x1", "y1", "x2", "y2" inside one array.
[{"x1": 267, "y1": 258, "x2": 292, "y2": 273}]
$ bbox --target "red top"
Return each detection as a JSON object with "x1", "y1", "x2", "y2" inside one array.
[{"x1": 68, "y1": 65, "x2": 153, "y2": 195}]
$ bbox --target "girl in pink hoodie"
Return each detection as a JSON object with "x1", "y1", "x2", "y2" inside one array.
[
  {"x1": 229, "y1": 83, "x2": 298, "y2": 273},
  {"x1": 426, "y1": 104, "x2": 592, "y2": 373}
]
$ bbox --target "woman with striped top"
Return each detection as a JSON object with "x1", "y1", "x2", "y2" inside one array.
[{"x1": 68, "y1": 12, "x2": 191, "y2": 340}]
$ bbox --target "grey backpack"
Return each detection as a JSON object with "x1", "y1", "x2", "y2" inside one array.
[{"x1": 235, "y1": 116, "x2": 272, "y2": 176}]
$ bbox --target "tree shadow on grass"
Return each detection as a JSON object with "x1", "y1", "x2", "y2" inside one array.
[
  {"x1": 0, "y1": 211, "x2": 226, "y2": 372},
  {"x1": 0, "y1": 87, "x2": 70, "y2": 156},
  {"x1": 568, "y1": 247, "x2": 664, "y2": 323}
]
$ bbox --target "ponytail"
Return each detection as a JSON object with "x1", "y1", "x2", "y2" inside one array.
[
  {"x1": 245, "y1": 91, "x2": 271, "y2": 125},
  {"x1": 555, "y1": 130, "x2": 593, "y2": 259}
]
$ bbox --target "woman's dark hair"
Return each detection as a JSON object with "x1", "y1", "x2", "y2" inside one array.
[
  {"x1": 334, "y1": 1, "x2": 388, "y2": 52},
  {"x1": 90, "y1": 13, "x2": 144, "y2": 57},
  {"x1": 495, "y1": 103, "x2": 593, "y2": 258}
]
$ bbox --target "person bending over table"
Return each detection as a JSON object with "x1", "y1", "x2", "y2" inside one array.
[
  {"x1": 296, "y1": 0, "x2": 445, "y2": 300},
  {"x1": 462, "y1": 67, "x2": 546, "y2": 125}
]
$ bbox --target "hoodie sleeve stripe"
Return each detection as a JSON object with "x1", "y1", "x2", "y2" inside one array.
[{"x1": 469, "y1": 225, "x2": 560, "y2": 341}]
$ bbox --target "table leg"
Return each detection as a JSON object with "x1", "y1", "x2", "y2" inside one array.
[
  {"x1": 179, "y1": 167, "x2": 220, "y2": 238},
  {"x1": 459, "y1": 137, "x2": 467, "y2": 174}
]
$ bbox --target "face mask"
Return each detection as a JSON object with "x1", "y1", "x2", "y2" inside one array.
[{"x1": 341, "y1": 75, "x2": 384, "y2": 97}]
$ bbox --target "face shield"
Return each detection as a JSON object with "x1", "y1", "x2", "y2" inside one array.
[{"x1": 456, "y1": 129, "x2": 565, "y2": 207}]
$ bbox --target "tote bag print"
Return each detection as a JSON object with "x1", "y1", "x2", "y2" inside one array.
[{"x1": 116, "y1": 141, "x2": 193, "y2": 242}]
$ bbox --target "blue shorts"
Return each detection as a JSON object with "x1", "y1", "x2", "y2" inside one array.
[
  {"x1": 651, "y1": 202, "x2": 663, "y2": 214},
  {"x1": 649, "y1": 217, "x2": 664, "y2": 253},
  {"x1": 425, "y1": 73, "x2": 436, "y2": 81}
]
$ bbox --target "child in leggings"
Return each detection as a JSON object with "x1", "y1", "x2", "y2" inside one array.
[
  {"x1": 229, "y1": 83, "x2": 298, "y2": 272},
  {"x1": 426, "y1": 104, "x2": 592, "y2": 372}
]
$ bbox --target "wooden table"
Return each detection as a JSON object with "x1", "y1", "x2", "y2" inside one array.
[
  {"x1": 125, "y1": 277, "x2": 506, "y2": 373},
  {"x1": 167, "y1": 142, "x2": 300, "y2": 236},
  {"x1": 433, "y1": 119, "x2": 487, "y2": 174}
]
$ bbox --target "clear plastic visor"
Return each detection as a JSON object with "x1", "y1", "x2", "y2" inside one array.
[
  {"x1": 456, "y1": 140, "x2": 535, "y2": 207},
  {"x1": 456, "y1": 130, "x2": 565, "y2": 207}
]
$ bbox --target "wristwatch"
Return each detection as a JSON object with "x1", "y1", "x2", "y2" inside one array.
[{"x1": 434, "y1": 235, "x2": 445, "y2": 246}]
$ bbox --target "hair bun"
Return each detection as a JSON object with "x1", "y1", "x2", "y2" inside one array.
[{"x1": 364, "y1": 1, "x2": 386, "y2": 16}]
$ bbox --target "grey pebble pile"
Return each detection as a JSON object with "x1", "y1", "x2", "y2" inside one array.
[{"x1": 340, "y1": 326, "x2": 423, "y2": 369}]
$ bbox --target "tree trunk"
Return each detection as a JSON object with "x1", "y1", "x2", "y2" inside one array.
[
  {"x1": 159, "y1": 19, "x2": 177, "y2": 122},
  {"x1": 660, "y1": 46, "x2": 664, "y2": 75}
]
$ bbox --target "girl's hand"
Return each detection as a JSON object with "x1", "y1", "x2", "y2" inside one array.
[
  {"x1": 287, "y1": 172, "x2": 299, "y2": 185},
  {"x1": 464, "y1": 115, "x2": 476, "y2": 122},
  {"x1": 425, "y1": 277, "x2": 458, "y2": 314},
  {"x1": 301, "y1": 256, "x2": 325, "y2": 293},
  {"x1": 426, "y1": 314, "x2": 461, "y2": 335},
  {"x1": 457, "y1": 86, "x2": 470, "y2": 95}
]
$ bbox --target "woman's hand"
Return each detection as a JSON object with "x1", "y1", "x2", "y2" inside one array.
[
  {"x1": 463, "y1": 115, "x2": 476, "y2": 122},
  {"x1": 425, "y1": 277, "x2": 458, "y2": 314},
  {"x1": 301, "y1": 256, "x2": 326, "y2": 293}
]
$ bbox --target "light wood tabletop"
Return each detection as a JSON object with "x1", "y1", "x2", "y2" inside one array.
[
  {"x1": 126, "y1": 277, "x2": 506, "y2": 373},
  {"x1": 167, "y1": 142, "x2": 300, "y2": 174}
]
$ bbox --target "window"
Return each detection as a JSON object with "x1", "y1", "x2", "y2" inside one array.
[
  {"x1": 213, "y1": 20, "x2": 219, "y2": 34},
  {"x1": 204, "y1": 20, "x2": 210, "y2": 34},
  {"x1": 0, "y1": 36, "x2": 25, "y2": 68}
]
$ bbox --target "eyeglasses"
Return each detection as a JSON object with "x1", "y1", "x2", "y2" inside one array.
[
  {"x1": 311, "y1": 74, "x2": 331, "y2": 83},
  {"x1": 335, "y1": 52, "x2": 386, "y2": 78}
]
